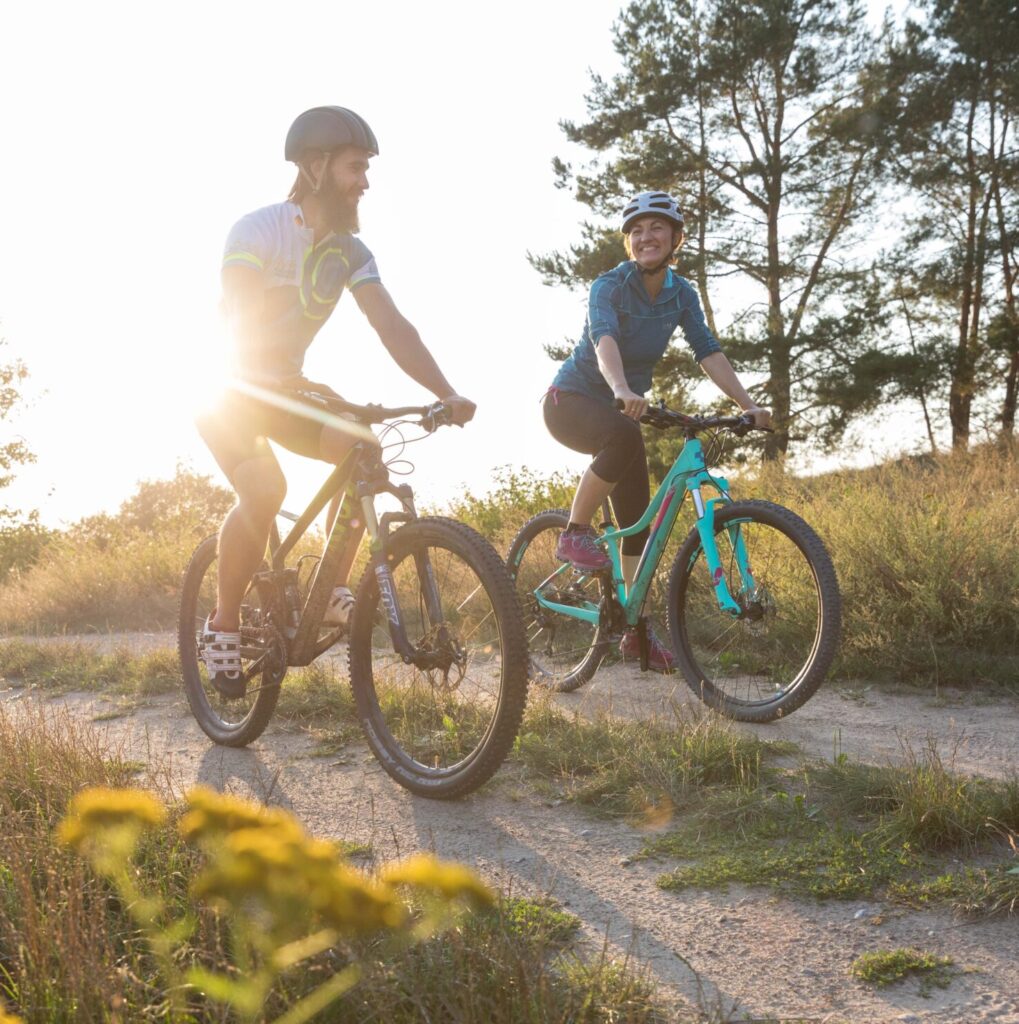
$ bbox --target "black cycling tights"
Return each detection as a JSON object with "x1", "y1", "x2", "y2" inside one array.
[{"x1": 543, "y1": 389, "x2": 650, "y2": 556}]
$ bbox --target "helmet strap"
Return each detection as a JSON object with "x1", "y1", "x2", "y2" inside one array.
[{"x1": 299, "y1": 151, "x2": 333, "y2": 195}]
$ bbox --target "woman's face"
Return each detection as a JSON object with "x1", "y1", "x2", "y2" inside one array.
[{"x1": 626, "y1": 216, "x2": 683, "y2": 270}]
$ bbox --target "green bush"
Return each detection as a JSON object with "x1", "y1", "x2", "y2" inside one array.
[
  {"x1": 0, "y1": 465, "x2": 232, "y2": 633},
  {"x1": 0, "y1": 511, "x2": 53, "y2": 583},
  {"x1": 434, "y1": 465, "x2": 578, "y2": 548}
]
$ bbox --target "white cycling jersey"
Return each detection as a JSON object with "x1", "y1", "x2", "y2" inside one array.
[{"x1": 222, "y1": 201, "x2": 381, "y2": 383}]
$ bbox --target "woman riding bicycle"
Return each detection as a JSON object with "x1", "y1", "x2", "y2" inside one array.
[{"x1": 544, "y1": 190, "x2": 771, "y2": 672}]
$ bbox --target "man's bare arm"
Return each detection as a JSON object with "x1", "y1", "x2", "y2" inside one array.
[{"x1": 354, "y1": 282, "x2": 475, "y2": 424}]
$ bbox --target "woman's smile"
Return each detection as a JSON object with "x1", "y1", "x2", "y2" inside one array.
[{"x1": 627, "y1": 216, "x2": 677, "y2": 270}]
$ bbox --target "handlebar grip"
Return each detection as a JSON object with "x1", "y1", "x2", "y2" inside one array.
[{"x1": 421, "y1": 402, "x2": 455, "y2": 433}]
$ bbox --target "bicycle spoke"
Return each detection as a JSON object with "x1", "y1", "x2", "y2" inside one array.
[
  {"x1": 361, "y1": 538, "x2": 506, "y2": 774},
  {"x1": 178, "y1": 537, "x2": 284, "y2": 746},
  {"x1": 676, "y1": 509, "x2": 825, "y2": 710}
]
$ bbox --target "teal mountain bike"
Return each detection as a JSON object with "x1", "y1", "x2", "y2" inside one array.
[
  {"x1": 507, "y1": 404, "x2": 841, "y2": 723},
  {"x1": 179, "y1": 394, "x2": 528, "y2": 798}
]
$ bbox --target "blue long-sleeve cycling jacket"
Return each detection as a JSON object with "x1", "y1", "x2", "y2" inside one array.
[{"x1": 551, "y1": 261, "x2": 721, "y2": 404}]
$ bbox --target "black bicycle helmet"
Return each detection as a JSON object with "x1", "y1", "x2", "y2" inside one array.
[{"x1": 284, "y1": 106, "x2": 379, "y2": 161}]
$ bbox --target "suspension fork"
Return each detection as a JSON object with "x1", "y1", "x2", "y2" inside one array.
[
  {"x1": 688, "y1": 482, "x2": 747, "y2": 616},
  {"x1": 361, "y1": 487, "x2": 447, "y2": 664}
]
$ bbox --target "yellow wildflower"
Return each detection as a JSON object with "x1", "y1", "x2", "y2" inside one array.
[
  {"x1": 380, "y1": 854, "x2": 493, "y2": 908},
  {"x1": 179, "y1": 786, "x2": 300, "y2": 844},
  {"x1": 318, "y1": 866, "x2": 405, "y2": 934},
  {"x1": 58, "y1": 787, "x2": 166, "y2": 851},
  {"x1": 193, "y1": 827, "x2": 304, "y2": 906},
  {"x1": 0, "y1": 1010, "x2": 24, "y2": 1024}
]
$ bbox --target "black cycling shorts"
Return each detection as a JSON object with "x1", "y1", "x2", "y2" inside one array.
[{"x1": 196, "y1": 385, "x2": 336, "y2": 483}]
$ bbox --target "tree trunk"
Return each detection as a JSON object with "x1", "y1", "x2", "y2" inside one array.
[
  {"x1": 949, "y1": 91, "x2": 981, "y2": 450},
  {"x1": 764, "y1": 196, "x2": 789, "y2": 459},
  {"x1": 991, "y1": 123, "x2": 1018, "y2": 441}
]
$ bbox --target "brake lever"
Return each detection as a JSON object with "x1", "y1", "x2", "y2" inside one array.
[
  {"x1": 732, "y1": 415, "x2": 775, "y2": 437},
  {"x1": 420, "y1": 402, "x2": 452, "y2": 433}
]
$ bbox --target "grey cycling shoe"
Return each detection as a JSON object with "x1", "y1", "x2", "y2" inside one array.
[{"x1": 201, "y1": 616, "x2": 246, "y2": 699}]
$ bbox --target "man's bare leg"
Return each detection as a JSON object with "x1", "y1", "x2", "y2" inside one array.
[{"x1": 211, "y1": 456, "x2": 286, "y2": 632}]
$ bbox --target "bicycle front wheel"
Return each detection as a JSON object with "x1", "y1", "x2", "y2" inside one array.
[
  {"x1": 348, "y1": 517, "x2": 528, "y2": 799},
  {"x1": 178, "y1": 536, "x2": 286, "y2": 746},
  {"x1": 667, "y1": 500, "x2": 841, "y2": 723},
  {"x1": 506, "y1": 510, "x2": 610, "y2": 693}
]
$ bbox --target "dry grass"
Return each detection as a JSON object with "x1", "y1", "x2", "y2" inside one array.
[
  {"x1": 755, "y1": 448, "x2": 1019, "y2": 686},
  {"x1": 2, "y1": 448, "x2": 1017, "y2": 689},
  {"x1": 0, "y1": 701, "x2": 670, "y2": 1023}
]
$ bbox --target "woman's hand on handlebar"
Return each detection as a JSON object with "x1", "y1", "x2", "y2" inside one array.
[
  {"x1": 613, "y1": 386, "x2": 648, "y2": 422},
  {"x1": 440, "y1": 394, "x2": 477, "y2": 427},
  {"x1": 742, "y1": 405, "x2": 773, "y2": 430}
]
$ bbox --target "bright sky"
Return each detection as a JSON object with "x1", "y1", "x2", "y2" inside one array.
[{"x1": 0, "y1": 0, "x2": 914, "y2": 528}]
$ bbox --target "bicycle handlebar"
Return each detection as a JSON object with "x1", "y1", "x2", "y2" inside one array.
[
  {"x1": 298, "y1": 390, "x2": 454, "y2": 431},
  {"x1": 614, "y1": 400, "x2": 771, "y2": 436}
]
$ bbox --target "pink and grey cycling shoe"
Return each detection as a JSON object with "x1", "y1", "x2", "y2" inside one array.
[
  {"x1": 555, "y1": 527, "x2": 611, "y2": 572},
  {"x1": 619, "y1": 624, "x2": 675, "y2": 674}
]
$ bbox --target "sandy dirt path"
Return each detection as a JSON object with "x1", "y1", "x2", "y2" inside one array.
[{"x1": 3, "y1": 635, "x2": 1019, "y2": 1022}]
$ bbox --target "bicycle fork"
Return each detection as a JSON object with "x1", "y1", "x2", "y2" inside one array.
[
  {"x1": 361, "y1": 488, "x2": 452, "y2": 669},
  {"x1": 688, "y1": 482, "x2": 755, "y2": 616}
]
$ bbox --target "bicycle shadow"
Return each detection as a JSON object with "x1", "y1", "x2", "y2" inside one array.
[
  {"x1": 194, "y1": 740, "x2": 297, "y2": 811},
  {"x1": 399, "y1": 787, "x2": 743, "y2": 1020}
]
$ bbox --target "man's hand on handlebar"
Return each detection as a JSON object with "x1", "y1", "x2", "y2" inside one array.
[
  {"x1": 742, "y1": 406, "x2": 773, "y2": 430},
  {"x1": 439, "y1": 393, "x2": 477, "y2": 427},
  {"x1": 613, "y1": 386, "x2": 648, "y2": 422}
]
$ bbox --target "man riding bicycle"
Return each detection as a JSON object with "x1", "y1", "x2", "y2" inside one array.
[{"x1": 197, "y1": 105, "x2": 475, "y2": 696}]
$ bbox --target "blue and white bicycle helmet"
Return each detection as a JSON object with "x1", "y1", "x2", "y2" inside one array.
[{"x1": 620, "y1": 191, "x2": 685, "y2": 233}]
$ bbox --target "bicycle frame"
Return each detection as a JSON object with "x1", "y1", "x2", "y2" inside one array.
[
  {"x1": 261, "y1": 440, "x2": 433, "y2": 668},
  {"x1": 531, "y1": 433, "x2": 755, "y2": 628}
]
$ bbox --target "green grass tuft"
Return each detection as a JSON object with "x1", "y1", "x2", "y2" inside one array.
[
  {"x1": 498, "y1": 895, "x2": 581, "y2": 944},
  {"x1": 0, "y1": 639, "x2": 179, "y2": 697},
  {"x1": 850, "y1": 948, "x2": 954, "y2": 992},
  {"x1": 513, "y1": 697, "x2": 779, "y2": 819}
]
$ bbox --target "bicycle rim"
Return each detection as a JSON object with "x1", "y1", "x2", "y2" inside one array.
[
  {"x1": 349, "y1": 518, "x2": 527, "y2": 798},
  {"x1": 670, "y1": 502, "x2": 838, "y2": 720},
  {"x1": 178, "y1": 537, "x2": 284, "y2": 745},
  {"x1": 507, "y1": 511, "x2": 607, "y2": 692}
]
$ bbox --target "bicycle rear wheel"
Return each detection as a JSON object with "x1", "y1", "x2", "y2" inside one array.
[
  {"x1": 347, "y1": 517, "x2": 528, "y2": 799},
  {"x1": 667, "y1": 500, "x2": 841, "y2": 723},
  {"x1": 178, "y1": 536, "x2": 286, "y2": 746},
  {"x1": 506, "y1": 510, "x2": 610, "y2": 692}
]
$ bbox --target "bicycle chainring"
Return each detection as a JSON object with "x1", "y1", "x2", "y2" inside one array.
[{"x1": 242, "y1": 623, "x2": 288, "y2": 687}]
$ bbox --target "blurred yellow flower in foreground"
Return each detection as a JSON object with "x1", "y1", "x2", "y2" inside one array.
[
  {"x1": 57, "y1": 785, "x2": 494, "y2": 1023},
  {"x1": 58, "y1": 787, "x2": 166, "y2": 852},
  {"x1": 381, "y1": 853, "x2": 494, "y2": 908},
  {"x1": 192, "y1": 809, "x2": 404, "y2": 938},
  {"x1": 180, "y1": 785, "x2": 301, "y2": 843},
  {"x1": 0, "y1": 1009, "x2": 25, "y2": 1024}
]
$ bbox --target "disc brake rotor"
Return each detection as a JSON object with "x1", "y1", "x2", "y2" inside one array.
[{"x1": 418, "y1": 623, "x2": 467, "y2": 693}]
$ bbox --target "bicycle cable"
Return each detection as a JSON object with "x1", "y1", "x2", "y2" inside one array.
[{"x1": 376, "y1": 418, "x2": 437, "y2": 477}]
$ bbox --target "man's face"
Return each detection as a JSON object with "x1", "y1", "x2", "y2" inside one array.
[{"x1": 319, "y1": 146, "x2": 372, "y2": 233}]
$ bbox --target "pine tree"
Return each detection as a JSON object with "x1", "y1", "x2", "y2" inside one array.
[{"x1": 532, "y1": 0, "x2": 893, "y2": 458}]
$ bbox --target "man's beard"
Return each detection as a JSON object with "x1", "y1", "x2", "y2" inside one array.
[{"x1": 319, "y1": 175, "x2": 360, "y2": 234}]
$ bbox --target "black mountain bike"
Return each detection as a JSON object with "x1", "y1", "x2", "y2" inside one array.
[{"x1": 179, "y1": 393, "x2": 528, "y2": 799}]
